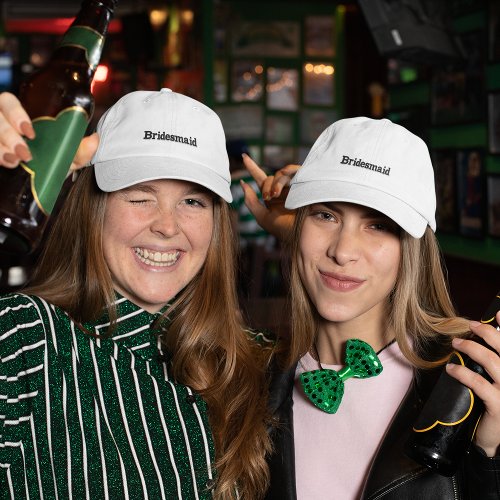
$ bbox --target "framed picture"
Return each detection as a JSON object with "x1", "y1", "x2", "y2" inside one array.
[
  {"x1": 266, "y1": 114, "x2": 295, "y2": 144},
  {"x1": 303, "y1": 62, "x2": 335, "y2": 106},
  {"x1": 488, "y1": 92, "x2": 500, "y2": 153},
  {"x1": 433, "y1": 149, "x2": 457, "y2": 234},
  {"x1": 300, "y1": 108, "x2": 337, "y2": 145},
  {"x1": 231, "y1": 21, "x2": 300, "y2": 58},
  {"x1": 263, "y1": 145, "x2": 296, "y2": 170},
  {"x1": 215, "y1": 104, "x2": 263, "y2": 140},
  {"x1": 231, "y1": 60, "x2": 264, "y2": 103},
  {"x1": 487, "y1": 175, "x2": 500, "y2": 237},
  {"x1": 489, "y1": 0, "x2": 500, "y2": 62},
  {"x1": 266, "y1": 67, "x2": 299, "y2": 111},
  {"x1": 305, "y1": 16, "x2": 335, "y2": 57},
  {"x1": 431, "y1": 31, "x2": 485, "y2": 125},
  {"x1": 213, "y1": 60, "x2": 227, "y2": 103},
  {"x1": 457, "y1": 149, "x2": 485, "y2": 238}
]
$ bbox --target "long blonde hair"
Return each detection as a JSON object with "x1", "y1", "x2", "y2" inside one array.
[
  {"x1": 26, "y1": 167, "x2": 272, "y2": 499},
  {"x1": 283, "y1": 206, "x2": 470, "y2": 369}
]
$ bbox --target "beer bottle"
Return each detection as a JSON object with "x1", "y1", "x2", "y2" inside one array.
[
  {"x1": 404, "y1": 292, "x2": 500, "y2": 476},
  {"x1": 0, "y1": 0, "x2": 118, "y2": 255}
]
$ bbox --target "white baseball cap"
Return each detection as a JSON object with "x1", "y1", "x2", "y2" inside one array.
[
  {"x1": 92, "y1": 88, "x2": 232, "y2": 202},
  {"x1": 285, "y1": 117, "x2": 436, "y2": 238}
]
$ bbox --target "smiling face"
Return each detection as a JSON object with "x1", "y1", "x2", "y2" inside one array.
[
  {"x1": 102, "y1": 179, "x2": 214, "y2": 313},
  {"x1": 298, "y1": 201, "x2": 401, "y2": 331}
]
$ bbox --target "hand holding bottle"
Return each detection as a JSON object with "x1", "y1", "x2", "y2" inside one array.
[
  {"x1": 446, "y1": 311, "x2": 500, "y2": 457},
  {"x1": 0, "y1": 92, "x2": 99, "y2": 171}
]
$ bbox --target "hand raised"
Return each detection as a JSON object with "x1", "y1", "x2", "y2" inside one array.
[{"x1": 241, "y1": 154, "x2": 298, "y2": 240}]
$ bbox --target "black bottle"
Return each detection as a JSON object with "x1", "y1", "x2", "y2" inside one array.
[{"x1": 404, "y1": 292, "x2": 500, "y2": 476}]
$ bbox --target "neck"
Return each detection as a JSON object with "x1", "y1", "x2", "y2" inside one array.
[{"x1": 315, "y1": 312, "x2": 394, "y2": 365}]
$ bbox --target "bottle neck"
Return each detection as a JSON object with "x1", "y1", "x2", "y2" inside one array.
[{"x1": 52, "y1": 0, "x2": 117, "y2": 72}]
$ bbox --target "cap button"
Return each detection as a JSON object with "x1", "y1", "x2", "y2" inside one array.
[{"x1": 160, "y1": 88, "x2": 173, "y2": 93}]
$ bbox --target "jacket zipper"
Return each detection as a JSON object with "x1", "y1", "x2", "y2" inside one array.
[
  {"x1": 452, "y1": 475, "x2": 459, "y2": 500},
  {"x1": 367, "y1": 470, "x2": 428, "y2": 500}
]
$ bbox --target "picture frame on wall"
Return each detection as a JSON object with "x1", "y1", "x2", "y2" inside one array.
[
  {"x1": 488, "y1": 92, "x2": 500, "y2": 153},
  {"x1": 303, "y1": 62, "x2": 335, "y2": 106},
  {"x1": 433, "y1": 149, "x2": 457, "y2": 234},
  {"x1": 487, "y1": 175, "x2": 500, "y2": 237},
  {"x1": 300, "y1": 108, "x2": 338, "y2": 145},
  {"x1": 215, "y1": 104, "x2": 263, "y2": 140},
  {"x1": 263, "y1": 145, "x2": 296, "y2": 170},
  {"x1": 457, "y1": 148, "x2": 485, "y2": 238},
  {"x1": 266, "y1": 67, "x2": 299, "y2": 111},
  {"x1": 266, "y1": 114, "x2": 295, "y2": 144},
  {"x1": 231, "y1": 21, "x2": 300, "y2": 58},
  {"x1": 489, "y1": 0, "x2": 500, "y2": 62},
  {"x1": 304, "y1": 15, "x2": 335, "y2": 57},
  {"x1": 231, "y1": 60, "x2": 264, "y2": 103},
  {"x1": 431, "y1": 31, "x2": 485, "y2": 125}
]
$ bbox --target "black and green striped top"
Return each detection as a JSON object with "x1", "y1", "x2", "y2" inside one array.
[{"x1": 0, "y1": 293, "x2": 215, "y2": 499}]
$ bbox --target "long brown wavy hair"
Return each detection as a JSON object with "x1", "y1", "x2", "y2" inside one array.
[
  {"x1": 25, "y1": 166, "x2": 272, "y2": 499},
  {"x1": 282, "y1": 206, "x2": 471, "y2": 369}
]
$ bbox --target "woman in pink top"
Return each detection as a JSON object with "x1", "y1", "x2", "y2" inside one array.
[{"x1": 242, "y1": 117, "x2": 500, "y2": 499}]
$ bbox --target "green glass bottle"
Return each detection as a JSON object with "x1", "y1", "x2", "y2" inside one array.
[{"x1": 0, "y1": 0, "x2": 118, "y2": 255}]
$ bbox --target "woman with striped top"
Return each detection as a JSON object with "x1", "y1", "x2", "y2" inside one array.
[{"x1": 0, "y1": 89, "x2": 272, "y2": 499}]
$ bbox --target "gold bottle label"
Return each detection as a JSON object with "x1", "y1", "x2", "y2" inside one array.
[
  {"x1": 59, "y1": 25, "x2": 104, "y2": 70},
  {"x1": 21, "y1": 107, "x2": 89, "y2": 215}
]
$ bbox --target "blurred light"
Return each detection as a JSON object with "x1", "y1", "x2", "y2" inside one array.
[
  {"x1": 8, "y1": 266, "x2": 27, "y2": 287},
  {"x1": 149, "y1": 8, "x2": 168, "y2": 29},
  {"x1": 181, "y1": 9, "x2": 194, "y2": 27},
  {"x1": 255, "y1": 65, "x2": 263, "y2": 74},
  {"x1": 94, "y1": 64, "x2": 109, "y2": 83},
  {"x1": 91, "y1": 64, "x2": 109, "y2": 92},
  {"x1": 30, "y1": 52, "x2": 44, "y2": 66}
]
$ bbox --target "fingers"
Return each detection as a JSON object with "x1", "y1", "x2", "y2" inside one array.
[
  {"x1": 70, "y1": 132, "x2": 99, "y2": 171},
  {"x1": 242, "y1": 153, "x2": 268, "y2": 186},
  {"x1": 240, "y1": 179, "x2": 269, "y2": 223},
  {"x1": 0, "y1": 93, "x2": 35, "y2": 168},
  {"x1": 448, "y1": 321, "x2": 500, "y2": 383},
  {"x1": 445, "y1": 318, "x2": 500, "y2": 455}
]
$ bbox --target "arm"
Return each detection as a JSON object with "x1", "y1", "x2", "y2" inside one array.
[
  {"x1": 240, "y1": 153, "x2": 298, "y2": 241},
  {"x1": 0, "y1": 91, "x2": 98, "y2": 171}
]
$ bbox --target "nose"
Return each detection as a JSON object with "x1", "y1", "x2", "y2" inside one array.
[
  {"x1": 327, "y1": 225, "x2": 361, "y2": 266},
  {"x1": 150, "y1": 209, "x2": 180, "y2": 238}
]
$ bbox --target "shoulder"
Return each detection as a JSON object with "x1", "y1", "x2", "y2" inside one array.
[{"x1": 0, "y1": 293, "x2": 60, "y2": 352}]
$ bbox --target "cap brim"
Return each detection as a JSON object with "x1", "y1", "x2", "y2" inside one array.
[
  {"x1": 94, "y1": 156, "x2": 232, "y2": 202},
  {"x1": 285, "y1": 180, "x2": 429, "y2": 238}
]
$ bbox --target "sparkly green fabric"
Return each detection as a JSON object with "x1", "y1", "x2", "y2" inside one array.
[
  {"x1": 300, "y1": 339, "x2": 383, "y2": 414},
  {"x1": 0, "y1": 293, "x2": 215, "y2": 499}
]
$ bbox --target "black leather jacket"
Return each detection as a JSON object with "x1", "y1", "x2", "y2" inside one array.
[{"x1": 266, "y1": 361, "x2": 500, "y2": 499}]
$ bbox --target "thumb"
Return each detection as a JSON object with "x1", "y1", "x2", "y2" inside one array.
[{"x1": 70, "y1": 132, "x2": 100, "y2": 171}]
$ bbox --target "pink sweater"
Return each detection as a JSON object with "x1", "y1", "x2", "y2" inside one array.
[{"x1": 293, "y1": 341, "x2": 413, "y2": 499}]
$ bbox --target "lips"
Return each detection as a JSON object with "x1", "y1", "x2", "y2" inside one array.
[
  {"x1": 319, "y1": 270, "x2": 364, "y2": 291},
  {"x1": 134, "y1": 247, "x2": 180, "y2": 267}
]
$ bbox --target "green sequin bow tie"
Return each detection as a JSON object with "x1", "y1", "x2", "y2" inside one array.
[{"x1": 299, "y1": 339, "x2": 383, "y2": 414}]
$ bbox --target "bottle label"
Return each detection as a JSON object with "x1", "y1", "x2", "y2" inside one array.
[
  {"x1": 59, "y1": 26, "x2": 104, "y2": 70},
  {"x1": 21, "y1": 107, "x2": 89, "y2": 215},
  {"x1": 412, "y1": 352, "x2": 476, "y2": 432}
]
